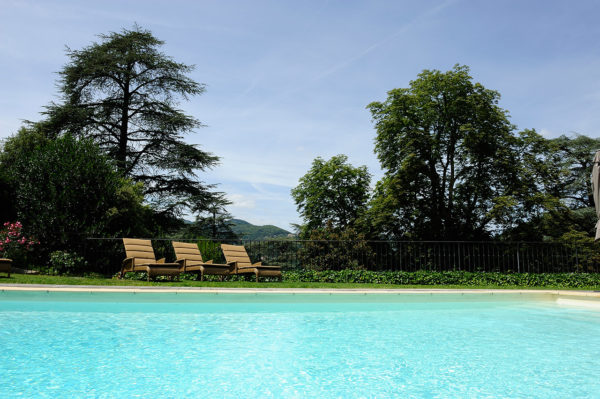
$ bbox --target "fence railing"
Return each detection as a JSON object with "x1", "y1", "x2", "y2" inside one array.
[{"x1": 83, "y1": 238, "x2": 600, "y2": 276}]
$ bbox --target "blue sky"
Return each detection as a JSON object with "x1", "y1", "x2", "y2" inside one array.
[{"x1": 2, "y1": 0, "x2": 600, "y2": 230}]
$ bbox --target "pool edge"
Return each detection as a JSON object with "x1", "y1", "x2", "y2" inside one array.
[{"x1": 0, "y1": 284, "x2": 599, "y2": 297}]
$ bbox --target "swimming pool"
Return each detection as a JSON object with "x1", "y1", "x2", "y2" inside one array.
[{"x1": 1, "y1": 290, "x2": 599, "y2": 398}]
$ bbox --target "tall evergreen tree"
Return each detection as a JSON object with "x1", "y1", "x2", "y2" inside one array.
[
  {"x1": 187, "y1": 193, "x2": 237, "y2": 239},
  {"x1": 40, "y1": 26, "x2": 218, "y2": 214}
]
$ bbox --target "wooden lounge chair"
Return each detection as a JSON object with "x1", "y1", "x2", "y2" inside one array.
[
  {"x1": 121, "y1": 238, "x2": 181, "y2": 281},
  {"x1": 221, "y1": 244, "x2": 282, "y2": 282},
  {"x1": 172, "y1": 241, "x2": 233, "y2": 281},
  {"x1": 0, "y1": 258, "x2": 11, "y2": 278}
]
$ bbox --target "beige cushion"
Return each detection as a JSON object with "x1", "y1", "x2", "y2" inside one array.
[
  {"x1": 123, "y1": 238, "x2": 156, "y2": 264},
  {"x1": 221, "y1": 244, "x2": 252, "y2": 267},
  {"x1": 172, "y1": 241, "x2": 204, "y2": 263}
]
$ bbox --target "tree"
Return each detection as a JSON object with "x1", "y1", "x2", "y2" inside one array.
[
  {"x1": 7, "y1": 134, "x2": 141, "y2": 259},
  {"x1": 40, "y1": 26, "x2": 219, "y2": 214},
  {"x1": 552, "y1": 134, "x2": 600, "y2": 209},
  {"x1": 0, "y1": 126, "x2": 50, "y2": 223},
  {"x1": 291, "y1": 155, "x2": 371, "y2": 236},
  {"x1": 184, "y1": 193, "x2": 237, "y2": 239},
  {"x1": 0, "y1": 165, "x2": 16, "y2": 223},
  {"x1": 486, "y1": 129, "x2": 565, "y2": 239},
  {"x1": 497, "y1": 132, "x2": 599, "y2": 241},
  {"x1": 297, "y1": 222, "x2": 374, "y2": 271},
  {"x1": 367, "y1": 65, "x2": 525, "y2": 240}
]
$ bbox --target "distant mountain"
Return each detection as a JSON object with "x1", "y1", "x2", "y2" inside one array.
[{"x1": 230, "y1": 219, "x2": 292, "y2": 240}]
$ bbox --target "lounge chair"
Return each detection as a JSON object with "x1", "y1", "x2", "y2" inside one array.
[
  {"x1": 121, "y1": 238, "x2": 181, "y2": 281},
  {"x1": 0, "y1": 258, "x2": 11, "y2": 278},
  {"x1": 221, "y1": 244, "x2": 282, "y2": 282},
  {"x1": 172, "y1": 241, "x2": 232, "y2": 281}
]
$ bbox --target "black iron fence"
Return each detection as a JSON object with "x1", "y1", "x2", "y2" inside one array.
[{"x1": 83, "y1": 238, "x2": 600, "y2": 276}]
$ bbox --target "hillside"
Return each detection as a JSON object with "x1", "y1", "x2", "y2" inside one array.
[{"x1": 231, "y1": 219, "x2": 292, "y2": 240}]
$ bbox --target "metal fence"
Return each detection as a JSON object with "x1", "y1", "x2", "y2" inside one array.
[{"x1": 84, "y1": 238, "x2": 600, "y2": 276}]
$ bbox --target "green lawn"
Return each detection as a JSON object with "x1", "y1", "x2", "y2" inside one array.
[{"x1": 0, "y1": 274, "x2": 596, "y2": 290}]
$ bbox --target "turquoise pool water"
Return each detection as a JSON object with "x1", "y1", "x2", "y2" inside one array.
[{"x1": 0, "y1": 291, "x2": 599, "y2": 398}]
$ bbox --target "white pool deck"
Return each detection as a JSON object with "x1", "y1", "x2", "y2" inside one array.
[
  {"x1": 0, "y1": 284, "x2": 599, "y2": 297},
  {"x1": 2, "y1": 284, "x2": 600, "y2": 308}
]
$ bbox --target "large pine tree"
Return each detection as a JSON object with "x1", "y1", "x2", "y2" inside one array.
[{"x1": 41, "y1": 26, "x2": 218, "y2": 215}]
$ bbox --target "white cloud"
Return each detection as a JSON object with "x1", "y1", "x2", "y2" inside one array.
[{"x1": 228, "y1": 194, "x2": 256, "y2": 209}]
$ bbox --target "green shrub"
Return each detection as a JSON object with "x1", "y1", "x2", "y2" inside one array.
[
  {"x1": 197, "y1": 239, "x2": 224, "y2": 263},
  {"x1": 114, "y1": 268, "x2": 600, "y2": 288},
  {"x1": 282, "y1": 269, "x2": 600, "y2": 288},
  {"x1": 48, "y1": 250, "x2": 87, "y2": 275},
  {"x1": 298, "y1": 225, "x2": 374, "y2": 271},
  {"x1": 117, "y1": 271, "x2": 254, "y2": 282}
]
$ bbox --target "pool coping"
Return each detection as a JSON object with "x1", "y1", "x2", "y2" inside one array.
[{"x1": 1, "y1": 284, "x2": 599, "y2": 297}]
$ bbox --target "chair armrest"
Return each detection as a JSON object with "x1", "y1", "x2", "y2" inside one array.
[
  {"x1": 175, "y1": 259, "x2": 186, "y2": 272},
  {"x1": 227, "y1": 261, "x2": 238, "y2": 273},
  {"x1": 120, "y1": 257, "x2": 135, "y2": 279},
  {"x1": 252, "y1": 261, "x2": 262, "y2": 266},
  {"x1": 204, "y1": 259, "x2": 213, "y2": 264},
  {"x1": 157, "y1": 258, "x2": 165, "y2": 263}
]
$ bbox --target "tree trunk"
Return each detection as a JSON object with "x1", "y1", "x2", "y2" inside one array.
[{"x1": 117, "y1": 71, "x2": 131, "y2": 173}]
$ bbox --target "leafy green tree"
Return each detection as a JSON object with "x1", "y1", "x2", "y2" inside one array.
[
  {"x1": 367, "y1": 65, "x2": 530, "y2": 240},
  {"x1": 0, "y1": 168, "x2": 16, "y2": 222},
  {"x1": 498, "y1": 133, "x2": 599, "y2": 241},
  {"x1": 486, "y1": 129, "x2": 565, "y2": 239},
  {"x1": 298, "y1": 222, "x2": 374, "y2": 271},
  {"x1": 8, "y1": 134, "x2": 139, "y2": 259},
  {"x1": 291, "y1": 154, "x2": 371, "y2": 237},
  {"x1": 39, "y1": 26, "x2": 219, "y2": 214},
  {"x1": 104, "y1": 180, "x2": 155, "y2": 238},
  {"x1": 552, "y1": 134, "x2": 600, "y2": 209},
  {"x1": 0, "y1": 126, "x2": 50, "y2": 223}
]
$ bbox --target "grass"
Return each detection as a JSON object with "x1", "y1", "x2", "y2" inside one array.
[{"x1": 0, "y1": 274, "x2": 597, "y2": 290}]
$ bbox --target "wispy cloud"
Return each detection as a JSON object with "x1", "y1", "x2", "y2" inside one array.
[
  {"x1": 312, "y1": 0, "x2": 459, "y2": 82},
  {"x1": 3, "y1": 0, "x2": 600, "y2": 229},
  {"x1": 228, "y1": 194, "x2": 256, "y2": 209}
]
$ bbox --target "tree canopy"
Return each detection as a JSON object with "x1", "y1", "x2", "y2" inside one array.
[
  {"x1": 552, "y1": 134, "x2": 600, "y2": 209},
  {"x1": 291, "y1": 155, "x2": 371, "y2": 236},
  {"x1": 182, "y1": 193, "x2": 237, "y2": 239},
  {"x1": 496, "y1": 132, "x2": 599, "y2": 241},
  {"x1": 368, "y1": 65, "x2": 539, "y2": 239},
  {"x1": 40, "y1": 26, "x2": 219, "y2": 215},
  {"x1": 5, "y1": 133, "x2": 141, "y2": 257}
]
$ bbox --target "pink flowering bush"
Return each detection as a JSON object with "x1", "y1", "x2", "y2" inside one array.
[{"x1": 0, "y1": 221, "x2": 38, "y2": 259}]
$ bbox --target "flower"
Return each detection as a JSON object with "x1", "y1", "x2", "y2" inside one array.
[{"x1": 0, "y1": 221, "x2": 38, "y2": 259}]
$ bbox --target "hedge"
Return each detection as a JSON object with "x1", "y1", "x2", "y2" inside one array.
[
  {"x1": 119, "y1": 269, "x2": 600, "y2": 288},
  {"x1": 281, "y1": 269, "x2": 600, "y2": 288}
]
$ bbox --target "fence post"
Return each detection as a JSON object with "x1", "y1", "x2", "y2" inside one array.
[{"x1": 516, "y1": 242, "x2": 520, "y2": 273}]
